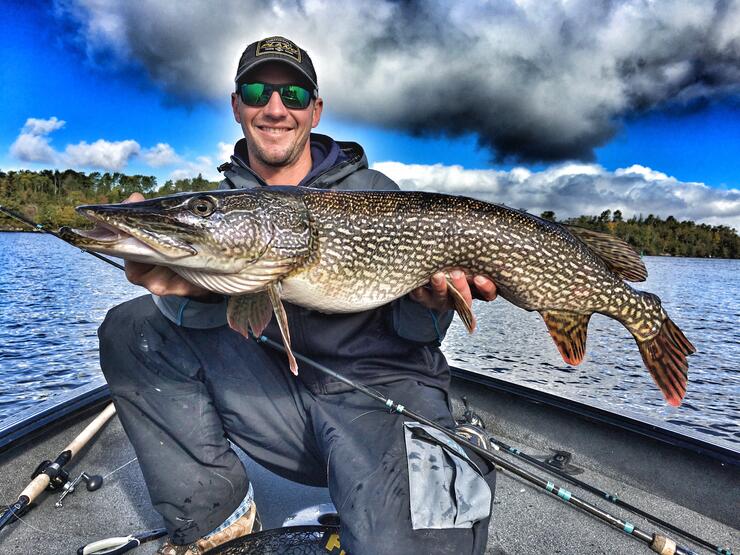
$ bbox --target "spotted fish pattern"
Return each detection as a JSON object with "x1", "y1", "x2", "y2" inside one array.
[{"x1": 62, "y1": 187, "x2": 696, "y2": 406}]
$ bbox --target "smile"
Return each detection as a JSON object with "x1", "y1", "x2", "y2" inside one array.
[{"x1": 257, "y1": 126, "x2": 293, "y2": 134}]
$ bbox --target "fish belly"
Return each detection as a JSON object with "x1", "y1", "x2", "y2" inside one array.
[{"x1": 280, "y1": 273, "x2": 400, "y2": 313}]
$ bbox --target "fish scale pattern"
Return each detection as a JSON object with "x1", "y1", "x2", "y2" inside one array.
[{"x1": 296, "y1": 190, "x2": 638, "y2": 321}]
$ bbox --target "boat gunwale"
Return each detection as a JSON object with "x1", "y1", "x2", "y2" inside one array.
[
  {"x1": 1, "y1": 370, "x2": 737, "y2": 466},
  {"x1": 0, "y1": 376, "x2": 109, "y2": 453},
  {"x1": 450, "y1": 367, "x2": 739, "y2": 466}
]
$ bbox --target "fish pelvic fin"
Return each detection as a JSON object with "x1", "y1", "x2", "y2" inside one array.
[
  {"x1": 636, "y1": 317, "x2": 695, "y2": 407},
  {"x1": 267, "y1": 283, "x2": 298, "y2": 375},
  {"x1": 565, "y1": 225, "x2": 647, "y2": 282},
  {"x1": 227, "y1": 292, "x2": 273, "y2": 338},
  {"x1": 445, "y1": 277, "x2": 476, "y2": 333},
  {"x1": 540, "y1": 310, "x2": 591, "y2": 365}
]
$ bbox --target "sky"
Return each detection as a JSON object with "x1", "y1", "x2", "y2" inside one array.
[{"x1": 2, "y1": 0, "x2": 739, "y2": 229}]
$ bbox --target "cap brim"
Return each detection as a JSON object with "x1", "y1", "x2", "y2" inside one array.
[{"x1": 234, "y1": 58, "x2": 318, "y2": 92}]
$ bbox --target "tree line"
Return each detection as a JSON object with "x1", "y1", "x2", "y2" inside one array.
[
  {"x1": 1, "y1": 169, "x2": 737, "y2": 258},
  {"x1": 540, "y1": 209, "x2": 738, "y2": 259},
  {"x1": 0, "y1": 169, "x2": 216, "y2": 229}
]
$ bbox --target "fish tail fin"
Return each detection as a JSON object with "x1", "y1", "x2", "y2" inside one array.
[
  {"x1": 636, "y1": 317, "x2": 696, "y2": 407},
  {"x1": 540, "y1": 310, "x2": 591, "y2": 365}
]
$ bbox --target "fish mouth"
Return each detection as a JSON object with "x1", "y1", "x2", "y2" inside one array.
[{"x1": 60, "y1": 204, "x2": 196, "y2": 260}]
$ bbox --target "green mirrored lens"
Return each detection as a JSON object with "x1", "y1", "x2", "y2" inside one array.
[
  {"x1": 241, "y1": 83, "x2": 270, "y2": 106},
  {"x1": 240, "y1": 83, "x2": 312, "y2": 109},
  {"x1": 280, "y1": 85, "x2": 311, "y2": 108}
]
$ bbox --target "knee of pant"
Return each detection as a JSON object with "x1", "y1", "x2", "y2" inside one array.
[{"x1": 97, "y1": 296, "x2": 163, "y2": 377}]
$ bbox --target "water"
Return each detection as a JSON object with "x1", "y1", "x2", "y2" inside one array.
[{"x1": 1, "y1": 233, "x2": 738, "y2": 449}]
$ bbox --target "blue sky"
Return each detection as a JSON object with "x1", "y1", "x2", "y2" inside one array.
[{"x1": 2, "y1": 1, "x2": 739, "y2": 227}]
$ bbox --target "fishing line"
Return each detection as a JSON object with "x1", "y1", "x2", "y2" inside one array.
[
  {"x1": 9, "y1": 205, "x2": 730, "y2": 554},
  {"x1": 255, "y1": 333, "x2": 722, "y2": 555},
  {"x1": 486, "y1": 434, "x2": 730, "y2": 554},
  {"x1": 0, "y1": 205, "x2": 124, "y2": 271},
  {"x1": 102, "y1": 457, "x2": 138, "y2": 481}
]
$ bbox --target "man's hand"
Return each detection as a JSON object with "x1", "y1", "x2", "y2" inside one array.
[
  {"x1": 122, "y1": 193, "x2": 218, "y2": 301},
  {"x1": 408, "y1": 270, "x2": 497, "y2": 313}
]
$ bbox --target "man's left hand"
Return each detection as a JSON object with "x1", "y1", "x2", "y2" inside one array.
[{"x1": 408, "y1": 270, "x2": 497, "y2": 313}]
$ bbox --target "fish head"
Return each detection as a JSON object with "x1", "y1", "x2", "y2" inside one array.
[{"x1": 59, "y1": 189, "x2": 307, "y2": 275}]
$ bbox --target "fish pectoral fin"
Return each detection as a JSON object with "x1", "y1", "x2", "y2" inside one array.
[
  {"x1": 227, "y1": 292, "x2": 274, "y2": 338},
  {"x1": 267, "y1": 283, "x2": 298, "y2": 375},
  {"x1": 540, "y1": 310, "x2": 591, "y2": 365},
  {"x1": 445, "y1": 277, "x2": 477, "y2": 333},
  {"x1": 564, "y1": 225, "x2": 647, "y2": 282}
]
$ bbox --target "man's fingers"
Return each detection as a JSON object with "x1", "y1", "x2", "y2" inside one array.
[
  {"x1": 473, "y1": 275, "x2": 497, "y2": 301},
  {"x1": 430, "y1": 272, "x2": 448, "y2": 304},
  {"x1": 124, "y1": 260, "x2": 151, "y2": 285},
  {"x1": 449, "y1": 270, "x2": 473, "y2": 308},
  {"x1": 123, "y1": 192, "x2": 145, "y2": 204}
]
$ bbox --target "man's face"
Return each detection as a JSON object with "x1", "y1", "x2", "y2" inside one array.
[{"x1": 231, "y1": 63, "x2": 323, "y2": 170}]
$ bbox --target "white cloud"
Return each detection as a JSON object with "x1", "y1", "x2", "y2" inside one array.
[
  {"x1": 64, "y1": 139, "x2": 141, "y2": 171},
  {"x1": 141, "y1": 143, "x2": 181, "y2": 167},
  {"x1": 9, "y1": 117, "x2": 67, "y2": 163},
  {"x1": 22, "y1": 117, "x2": 66, "y2": 135},
  {"x1": 372, "y1": 161, "x2": 740, "y2": 231},
  {"x1": 8, "y1": 118, "x2": 192, "y2": 172},
  {"x1": 170, "y1": 155, "x2": 218, "y2": 181},
  {"x1": 217, "y1": 141, "x2": 233, "y2": 163},
  {"x1": 53, "y1": 0, "x2": 740, "y2": 162},
  {"x1": 10, "y1": 133, "x2": 58, "y2": 164}
]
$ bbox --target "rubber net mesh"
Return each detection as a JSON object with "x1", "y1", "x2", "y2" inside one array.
[{"x1": 210, "y1": 525, "x2": 341, "y2": 555}]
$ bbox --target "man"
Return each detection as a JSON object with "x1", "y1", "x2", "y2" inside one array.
[{"x1": 100, "y1": 36, "x2": 497, "y2": 554}]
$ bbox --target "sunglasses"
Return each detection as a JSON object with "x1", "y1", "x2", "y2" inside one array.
[{"x1": 238, "y1": 82, "x2": 314, "y2": 110}]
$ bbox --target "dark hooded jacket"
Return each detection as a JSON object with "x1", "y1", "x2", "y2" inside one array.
[{"x1": 153, "y1": 133, "x2": 454, "y2": 394}]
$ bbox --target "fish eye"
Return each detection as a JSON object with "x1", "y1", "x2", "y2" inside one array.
[{"x1": 189, "y1": 196, "x2": 216, "y2": 217}]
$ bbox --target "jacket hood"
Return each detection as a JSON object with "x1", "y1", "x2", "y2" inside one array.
[{"x1": 220, "y1": 133, "x2": 369, "y2": 190}]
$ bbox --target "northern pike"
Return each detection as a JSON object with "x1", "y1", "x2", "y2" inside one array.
[{"x1": 59, "y1": 187, "x2": 696, "y2": 406}]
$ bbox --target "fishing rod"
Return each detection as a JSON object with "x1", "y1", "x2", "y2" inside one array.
[
  {"x1": 7, "y1": 204, "x2": 725, "y2": 554},
  {"x1": 255, "y1": 334, "x2": 706, "y2": 555},
  {"x1": 0, "y1": 403, "x2": 116, "y2": 534},
  {"x1": 485, "y1": 433, "x2": 731, "y2": 555},
  {"x1": 0, "y1": 205, "x2": 124, "y2": 271}
]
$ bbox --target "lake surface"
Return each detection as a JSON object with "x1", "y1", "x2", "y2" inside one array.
[{"x1": 1, "y1": 233, "x2": 738, "y2": 450}]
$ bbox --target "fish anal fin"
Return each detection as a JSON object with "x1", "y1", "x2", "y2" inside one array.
[
  {"x1": 565, "y1": 225, "x2": 648, "y2": 282},
  {"x1": 267, "y1": 283, "x2": 298, "y2": 375},
  {"x1": 540, "y1": 310, "x2": 591, "y2": 365},
  {"x1": 445, "y1": 277, "x2": 476, "y2": 333},
  {"x1": 227, "y1": 293, "x2": 273, "y2": 338},
  {"x1": 636, "y1": 317, "x2": 695, "y2": 407}
]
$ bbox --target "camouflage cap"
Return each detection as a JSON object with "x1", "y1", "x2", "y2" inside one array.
[{"x1": 235, "y1": 36, "x2": 318, "y2": 94}]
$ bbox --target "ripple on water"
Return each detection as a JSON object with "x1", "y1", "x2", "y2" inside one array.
[{"x1": 2, "y1": 236, "x2": 739, "y2": 448}]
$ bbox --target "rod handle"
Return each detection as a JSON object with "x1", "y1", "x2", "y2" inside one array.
[
  {"x1": 19, "y1": 473, "x2": 51, "y2": 501},
  {"x1": 64, "y1": 403, "x2": 116, "y2": 458}
]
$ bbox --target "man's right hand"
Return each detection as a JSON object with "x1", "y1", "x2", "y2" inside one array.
[{"x1": 122, "y1": 193, "x2": 218, "y2": 301}]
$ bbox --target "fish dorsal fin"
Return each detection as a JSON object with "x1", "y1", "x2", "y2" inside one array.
[
  {"x1": 267, "y1": 283, "x2": 298, "y2": 374},
  {"x1": 227, "y1": 292, "x2": 273, "y2": 338},
  {"x1": 445, "y1": 277, "x2": 477, "y2": 333},
  {"x1": 564, "y1": 226, "x2": 647, "y2": 282},
  {"x1": 227, "y1": 284, "x2": 298, "y2": 375},
  {"x1": 540, "y1": 310, "x2": 591, "y2": 365}
]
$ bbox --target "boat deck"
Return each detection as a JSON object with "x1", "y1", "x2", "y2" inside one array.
[{"x1": 0, "y1": 376, "x2": 737, "y2": 554}]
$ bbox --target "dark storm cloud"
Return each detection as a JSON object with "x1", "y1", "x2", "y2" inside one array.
[{"x1": 55, "y1": 0, "x2": 740, "y2": 162}]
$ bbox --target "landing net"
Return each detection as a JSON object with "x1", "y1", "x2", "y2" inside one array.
[{"x1": 210, "y1": 525, "x2": 341, "y2": 555}]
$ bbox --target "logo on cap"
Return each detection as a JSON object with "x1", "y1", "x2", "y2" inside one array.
[{"x1": 256, "y1": 37, "x2": 302, "y2": 63}]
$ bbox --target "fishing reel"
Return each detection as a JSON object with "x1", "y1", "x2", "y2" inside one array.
[{"x1": 31, "y1": 460, "x2": 103, "y2": 507}]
